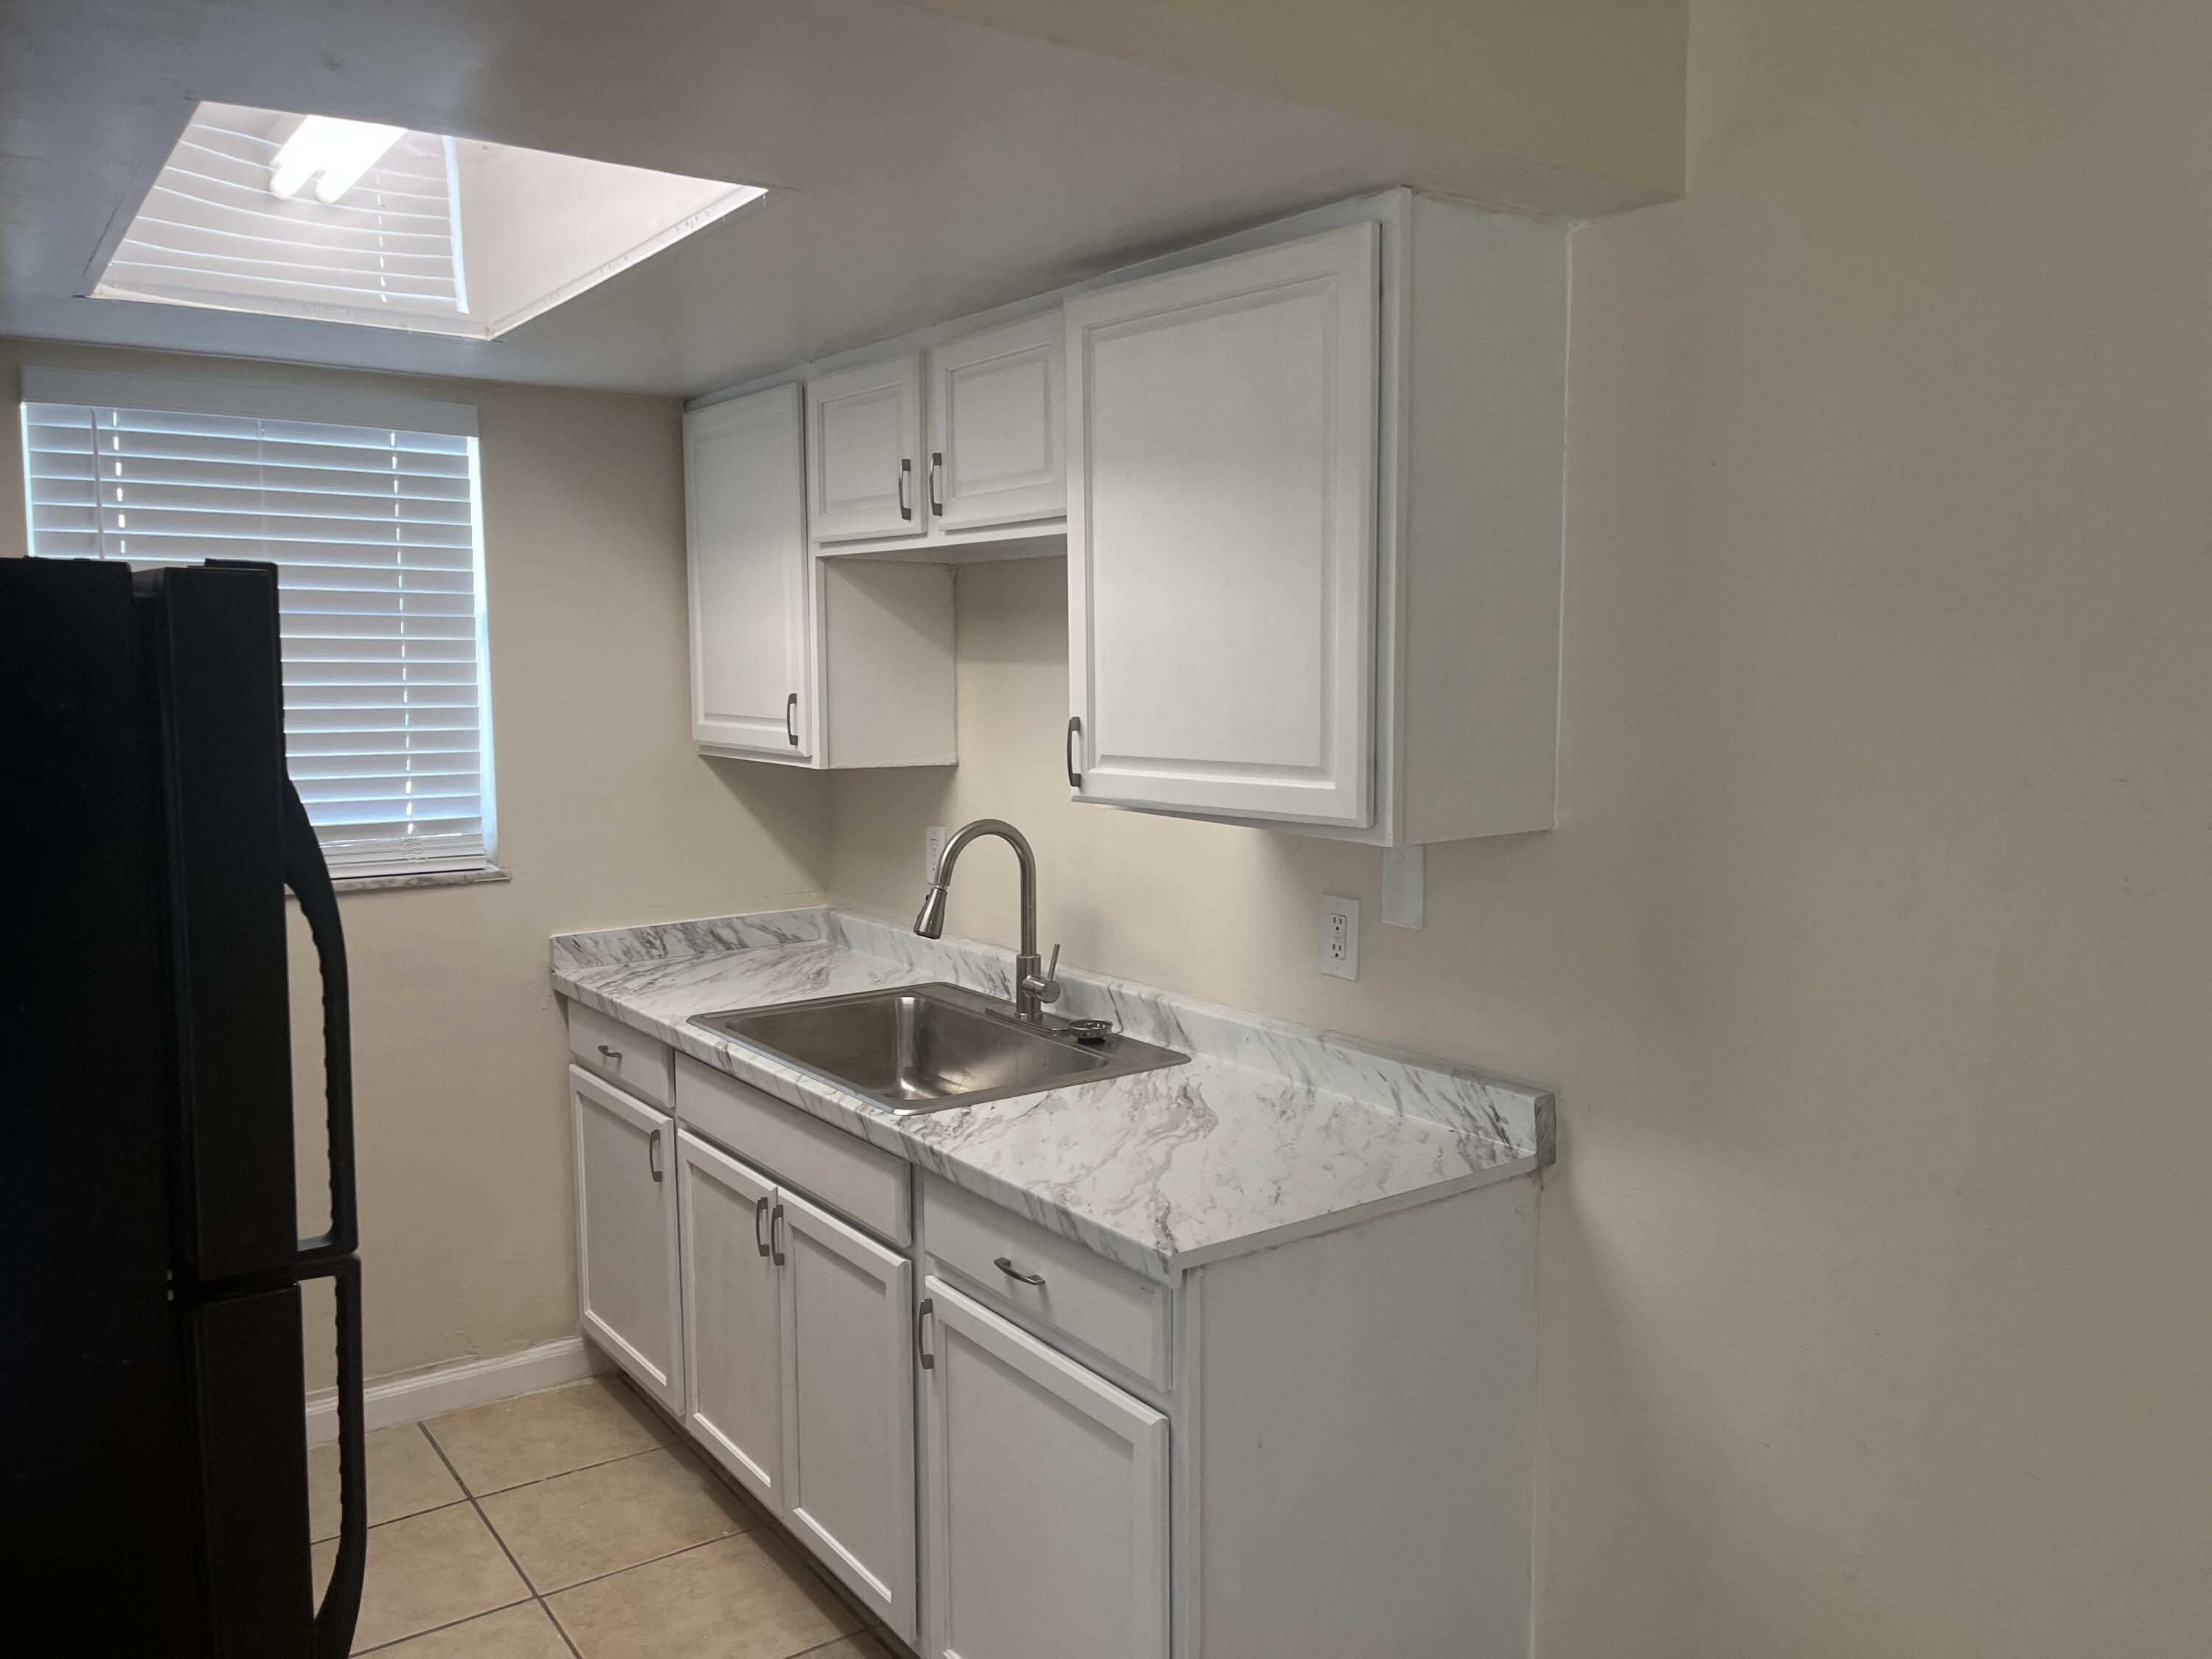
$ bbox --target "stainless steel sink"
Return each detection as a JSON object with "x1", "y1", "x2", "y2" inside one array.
[{"x1": 692, "y1": 981, "x2": 1187, "y2": 1114}]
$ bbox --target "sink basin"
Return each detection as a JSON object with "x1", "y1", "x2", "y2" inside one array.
[{"x1": 692, "y1": 981, "x2": 1187, "y2": 1114}]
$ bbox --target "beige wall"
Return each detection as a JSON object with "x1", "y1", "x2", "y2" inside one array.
[
  {"x1": 831, "y1": 2, "x2": 2212, "y2": 1652},
  {"x1": 0, "y1": 340, "x2": 832, "y2": 1389},
  {"x1": 7, "y1": 0, "x2": 2204, "y2": 1644},
  {"x1": 914, "y1": 0, "x2": 1688, "y2": 196}
]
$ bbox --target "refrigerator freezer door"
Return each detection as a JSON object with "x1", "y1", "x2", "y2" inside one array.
[
  {"x1": 189, "y1": 1285, "x2": 315, "y2": 1658},
  {"x1": 145, "y1": 563, "x2": 301, "y2": 1281},
  {"x1": 0, "y1": 558, "x2": 201, "y2": 1646}
]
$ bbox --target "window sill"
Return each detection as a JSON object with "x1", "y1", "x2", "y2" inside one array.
[{"x1": 289, "y1": 864, "x2": 512, "y2": 897}]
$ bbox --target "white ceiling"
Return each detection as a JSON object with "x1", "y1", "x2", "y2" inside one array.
[{"x1": 0, "y1": 0, "x2": 1645, "y2": 397}]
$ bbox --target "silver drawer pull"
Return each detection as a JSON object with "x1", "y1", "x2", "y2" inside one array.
[
  {"x1": 754, "y1": 1194, "x2": 773, "y2": 1258},
  {"x1": 994, "y1": 1255, "x2": 1046, "y2": 1287},
  {"x1": 596, "y1": 1043, "x2": 622, "y2": 1063}
]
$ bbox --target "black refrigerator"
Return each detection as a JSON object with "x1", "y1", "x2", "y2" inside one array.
[{"x1": 2, "y1": 557, "x2": 366, "y2": 1657}]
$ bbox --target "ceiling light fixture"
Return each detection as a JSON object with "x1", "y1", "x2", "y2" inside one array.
[{"x1": 267, "y1": 116, "x2": 407, "y2": 204}]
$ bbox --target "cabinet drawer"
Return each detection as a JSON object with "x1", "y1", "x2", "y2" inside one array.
[
  {"x1": 921, "y1": 1176, "x2": 1171, "y2": 1391},
  {"x1": 568, "y1": 1002, "x2": 670, "y2": 1112},
  {"x1": 675, "y1": 1054, "x2": 911, "y2": 1246}
]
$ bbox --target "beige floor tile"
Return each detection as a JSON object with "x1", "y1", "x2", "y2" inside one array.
[
  {"x1": 792, "y1": 1638, "x2": 888, "y2": 1659},
  {"x1": 310, "y1": 1501, "x2": 529, "y2": 1652},
  {"x1": 364, "y1": 1601, "x2": 574, "y2": 1658},
  {"x1": 547, "y1": 1531, "x2": 861, "y2": 1659},
  {"x1": 310, "y1": 1424, "x2": 467, "y2": 1543},
  {"x1": 480, "y1": 1445, "x2": 761, "y2": 1592},
  {"x1": 425, "y1": 1376, "x2": 675, "y2": 1495}
]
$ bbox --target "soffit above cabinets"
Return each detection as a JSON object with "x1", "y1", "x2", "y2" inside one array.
[{"x1": 0, "y1": 0, "x2": 1672, "y2": 396}]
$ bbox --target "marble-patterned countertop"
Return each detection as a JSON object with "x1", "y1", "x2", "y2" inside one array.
[{"x1": 551, "y1": 908, "x2": 1551, "y2": 1281}]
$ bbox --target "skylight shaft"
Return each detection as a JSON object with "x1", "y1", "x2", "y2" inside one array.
[{"x1": 94, "y1": 102, "x2": 765, "y2": 340}]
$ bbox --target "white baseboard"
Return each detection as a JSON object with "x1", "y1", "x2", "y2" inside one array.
[{"x1": 305, "y1": 1335, "x2": 611, "y2": 1447}]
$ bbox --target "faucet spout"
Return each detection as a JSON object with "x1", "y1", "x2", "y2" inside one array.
[
  {"x1": 912, "y1": 818, "x2": 1058, "y2": 1020},
  {"x1": 913, "y1": 883, "x2": 950, "y2": 939}
]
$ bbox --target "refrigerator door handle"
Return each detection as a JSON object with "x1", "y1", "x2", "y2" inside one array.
[
  {"x1": 284, "y1": 781, "x2": 355, "y2": 1266},
  {"x1": 310, "y1": 1256, "x2": 367, "y2": 1659},
  {"x1": 279, "y1": 779, "x2": 366, "y2": 1658}
]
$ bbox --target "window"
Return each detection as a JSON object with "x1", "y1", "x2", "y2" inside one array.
[{"x1": 21, "y1": 368, "x2": 496, "y2": 880}]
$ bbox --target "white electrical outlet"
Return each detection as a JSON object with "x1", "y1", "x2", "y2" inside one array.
[
  {"x1": 925, "y1": 824, "x2": 947, "y2": 883},
  {"x1": 1321, "y1": 894, "x2": 1360, "y2": 980}
]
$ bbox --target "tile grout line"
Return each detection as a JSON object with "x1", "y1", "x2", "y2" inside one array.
[
  {"x1": 352, "y1": 1380, "x2": 874, "y2": 1659},
  {"x1": 353, "y1": 1597, "x2": 535, "y2": 1656},
  {"x1": 438, "y1": 1438, "x2": 681, "y2": 1504},
  {"x1": 601, "y1": 1373, "x2": 891, "y2": 1656},
  {"x1": 531, "y1": 1534, "x2": 871, "y2": 1659},
  {"x1": 543, "y1": 1599, "x2": 588, "y2": 1659},
  {"x1": 417, "y1": 1419, "x2": 586, "y2": 1658},
  {"x1": 537, "y1": 1527, "x2": 748, "y2": 1599},
  {"x1": 414, "y1": 1392, "x2": 762, "y2": 1655}
]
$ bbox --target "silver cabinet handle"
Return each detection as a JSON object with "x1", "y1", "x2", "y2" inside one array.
[
  {"x1": 916, "y1": 1295, "x2": 936, "y2": 1370},
  {"x1": 897, "y1": 458, "x2": 913, "y2": 521},
  {"x1": 754, "y1": 1194, "x2": 773, "y2": 1258},
  {"x1": 785, "y1": 692, "x2": 799, "y2": 747},
  {"x1": 597, "y1": 1043, "x2": 621, "y2": 1063},
  {"x1": 994, "y1": 1255, "x2": 1046, "y2": 1287},
  {"x1": 647, "y1": 1127, "x2": 663, "y2": 1183},
  {"x1": 1065, "y1": 716, "x2": 1082, "y2": 789},
  {"x1": 770, "y1": 1201, "x2": 787, "y2": 1266},
  {"x1": 929, "y1": 451, "x2": 944, "y2": 517}
]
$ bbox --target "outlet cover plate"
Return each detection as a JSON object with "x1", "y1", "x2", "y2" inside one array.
[{"x1": 1321, "y1": 894, "x2": 1359, "y2": 980}]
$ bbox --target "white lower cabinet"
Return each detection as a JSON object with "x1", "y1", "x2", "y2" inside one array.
[
  {"x1": 919, "y1": 1278, "x2": 1171, "y2": 1659},
  {"x1": 570, "y1": 1066, "x2": 684, "y2": 1415},
  {"x1": 581, "y1": 1032, "x2": 1540, "y2": 1659},
  {"x1": 779, "y1": 1188, "x2": 919, "y2": 1642},
  {"x1": 675, "y1": 1130, "x2": 785, "y2": 1510},
  {"x1": 674, "y1": 1130, "x2": 918, "y2": 1645}
]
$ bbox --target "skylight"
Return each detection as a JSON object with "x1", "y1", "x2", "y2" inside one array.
[{"x1": 93, "y1": 103, "x2": 766, "y2": 339}]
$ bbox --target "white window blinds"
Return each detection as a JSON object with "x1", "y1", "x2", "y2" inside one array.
[{"x1": 21, "y1": 385, "x2": 495, "y2": 879}]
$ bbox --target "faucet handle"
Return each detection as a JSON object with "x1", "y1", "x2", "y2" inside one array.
[{"x1": 1023, "y1": 942, "x2": 1063, "y2": 1006}]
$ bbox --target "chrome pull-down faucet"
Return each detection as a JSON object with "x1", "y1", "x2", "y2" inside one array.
[{"x1": 913, "y1": 818, "x2": 1062, "y2": 1022}]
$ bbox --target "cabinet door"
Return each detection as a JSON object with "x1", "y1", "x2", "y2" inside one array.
[
  {"x1": 685, "y1": 386, "x2": 813, "y2": 758},
  {"x1": 1065, "y1": 222, "x2": 1379, "y2": 827},
  {"x1": 570, "y1": 1066, "x2": 683, "y2": 1414},
  {"x1": 921, "y1": 1279, "x2": 1169, "y2": 1659},
  {"x1": 807, "y1": 352, "x2": 925, "y2": 543},
  {"x1": 777, "y1": 1186, "x2": 918, "y2": 1642},
  {"x1": 928, "y1": 311, "x2": 1065, "y2": 531},
  {"x1": 675, "y1": 1131, "x2": 785, "y2": 1512}
]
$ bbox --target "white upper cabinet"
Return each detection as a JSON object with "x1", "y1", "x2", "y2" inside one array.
[
  {"x1": 1065, "y1": 192, "x2": 1570, "y2": 844},
  {"x1": 805, "y1": 313, "x2": 1068, "y2": 556},
  {"x1": 927, "y1": 310, "x2": 1065, "y2": 532},
  {"x1": 686, "y1": 380, "x2": 955, "y2": 771},
  {"x1": 685, "y1": 386, "x2": 811, "y2": 759},
  {"x1": 807, "y1": 352, "x2": 925, "y2": 543},
  {"x1": 1064, "y1": 223, "x2": 1380, "y2": 829},
  {"x1": 690, "y1": 190, "x2": 1564, "y2": 828}
]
